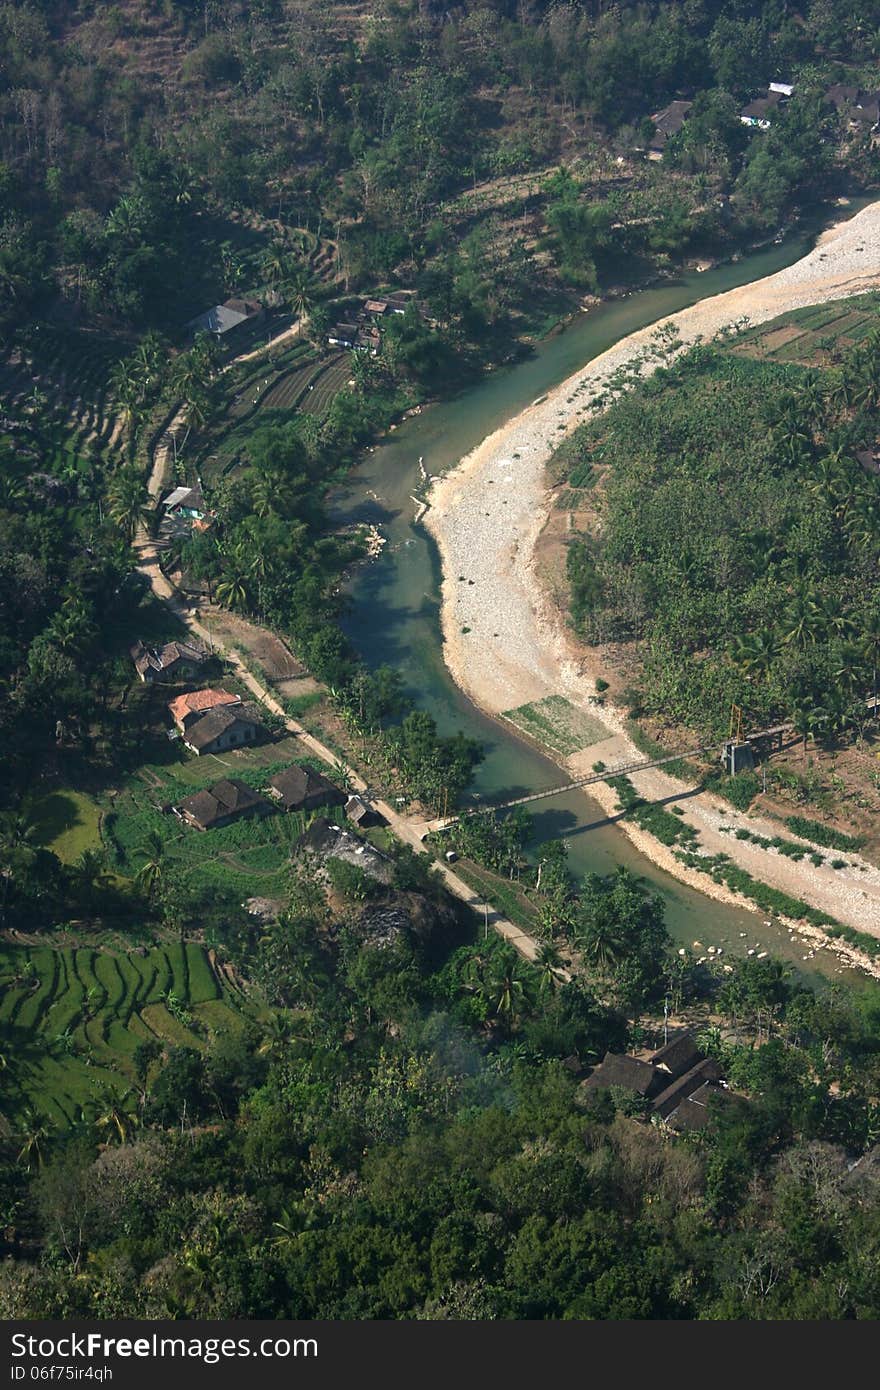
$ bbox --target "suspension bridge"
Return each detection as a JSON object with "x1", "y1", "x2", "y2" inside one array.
[{"x1": 419, "y1": 712, "x2": 804, "y2": 837}]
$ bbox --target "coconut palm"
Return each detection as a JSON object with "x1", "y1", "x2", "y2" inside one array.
[
  {"x1": 17, "y1": 1107, "x2": 50, "y2": 1169},
  {"x1": 107, "y1": 468, "x2": 150, "y2": 542},
  {"x1": 535, "y1": 941, "x2": 565, "y2": 994},
  {"x1": 0, "y1": 474, "x2": 26, "y2": 509},
  {"x1": 135, "y1": 830, "x2": 165, "y2": 896},
  {"x1": 486, "y1": 947, "x2": 533, "y2": 1032},
  {"x1": 215, "y1": 568, "x2": 253, "y2": 612},
  {"x1": 270, "y1": 1206, "x2": 302, "y2": 1250},
  {"x1": 580, "y1": 917, "x2": 624, "y2": 974},
  {"x1": 283, "y1": 266, "x2": 317, "y2": 320},
  {"x1": 730, "y1": 627, "x2": 780, "y2": 678},
  {"x1": 260, "y1": 241, "x2": 291, "y2": 288},
  {"x1": 84, "y1": 1087, "x2": 138, "y2": 1144},
  {"x1": 781, "y1": 586, "x2": 821, "y2": 648}
]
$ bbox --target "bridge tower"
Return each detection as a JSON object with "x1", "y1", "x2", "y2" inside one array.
[{"x1": 721, "y1": 702, "x2": 755, "y2": 776}]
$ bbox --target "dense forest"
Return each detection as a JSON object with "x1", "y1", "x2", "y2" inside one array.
[
  {"x1": 561, "y1": 317, "x2": 880, "y2": 741},
  {"x1": 3, "y1": 851, "x2": 880, "y2": 1321},
  {"x1": 4, "y1": 0, "x2": 880, "y2": 1325},
  {"x1": 2, "y1": 0, "x2": 880, "y2": 340}
]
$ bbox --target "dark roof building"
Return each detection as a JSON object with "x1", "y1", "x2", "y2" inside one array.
[
  {"x1": 185, "y1": 297, "x2": 264, "y2": 338},
  {"x1": 163, "y1": 486, "x2": 207, "y2": 519},
  {"x1": 328, "y1": 322, "x2": 359, "y2": 348},
  {"x1": 183, "y1": 705, "x2": 264, "y2": 755},
  {"x1": 345, "y1": 793, "x2": 379, "y2": 827},
  {"x1": 664, "y1": 1080, "x2": 734, "y2": 1133},
  {"x1": 269, "y1": 764, "x2": 346, "y2": 812},
  {"x1": 647, "y1": 100, "x2": 692, "y2": 157},
  {"x1": 653, "y1": 1057, "x2": 723, "y2": 1119},
  {"x1": 178, "y1": 778, "x2": 273, "y2": 831},
  {"x1": 168, "y1": 688, "x2": 240, "y2": 730},
  {"x1": 131, "y1": 638, "x2": 209, "y2": 684},
  {"x1": 579, "y1": 1052, "x2": 662, "y2": 1098},
  {"x1": 825, "y1": 83, "x2": 861, "y2": 113},
  {"x1": 740, "y1": 91, "x2": 783, "y2": 127},
  {"x1": 649, "y1": 1029, "x2": 702, "y2": 1079}
]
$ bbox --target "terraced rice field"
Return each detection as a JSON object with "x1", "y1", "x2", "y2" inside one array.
[
  {"x1": 0, "y1": 941, "x2": 255, "y2": 1127},
  {"x1": 198, "y1": 350, "x2": 351, "y2": 483},
  {"x1": 0, "y1": 323, "x2": 129, "y2": 469},
  {"x1": 299, "y1": 354, "x2": 353, "y2": 414}
]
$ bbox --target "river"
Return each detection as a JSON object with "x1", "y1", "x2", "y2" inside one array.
[{"x1": 332, "y1": 218, "x2": 869, "y2": 987}]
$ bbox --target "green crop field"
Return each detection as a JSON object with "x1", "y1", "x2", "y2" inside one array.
[
  {"x1": 502, "y1": 695, "x2": 608, "y2": 756},
  {"x1": 99, "y1": 739, "x2": 344, "y2": 897},
  {"x1": 727, "y1": 293, "x2": 880, "y2": 367},
  {"x1": 29, "y1": 788, "x2": 103, "y2": 864},
  {"x1": 0, "y1": 941, "x2": 257, "y2": 1128}
]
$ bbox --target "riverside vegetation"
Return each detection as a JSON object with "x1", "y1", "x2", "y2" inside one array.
[{"x1": 5, "y1": 0, "x2": 880, "y2": 1322}]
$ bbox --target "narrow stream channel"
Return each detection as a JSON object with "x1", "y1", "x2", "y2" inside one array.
[{"x1": 332, "y1": 215, "x2": 871, "y2": 986}]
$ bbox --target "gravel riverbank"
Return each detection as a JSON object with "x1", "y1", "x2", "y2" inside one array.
[{"x1": 425, "y1": 200, "x2": 880, "y2": 972}]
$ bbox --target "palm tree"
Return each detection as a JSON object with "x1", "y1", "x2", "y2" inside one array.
[
  {"x1": 0, "y1": 474, "x2": 26, "y2": 509},
  {"x1": 135, "y1": 830, "x2": 165, "y2": 897},
  {"x1": 257, "y1": 1011, "x2": 300, "y2": 1062},
  {"x1": 791, "y1": 703, "x2": 825, "y2": 762},
  {"x1": 260, "y1": 242, "x2": 291, "y2": 289},
  {"x1": 270, "y1": 1206, "x2": 302, "y2": 1251},
  {"x1": 580, "y1": 917, "x2": 623, "y2": 974},
  {"x1": 74, "y1": 848, "x2": 109, "y2": 911},
  {"x1": 215, "y1": 569, "x2": 252, "y2": 612},
  {"x1": 283, "y1": 266, "x2": 316, "y2": 320},
  {"x1": 487, "y1": 950, "x2": 531, "y2": 1032},
  {"x1": 84, "y1": 1087, "x2": 138, "y2": 1144},
  {"x1": 853, "y1": 355, "x2": 880, "y2": 412},
  {"x1": 535, "y1": 941, "x2": 565, "y2": 994},
  {"x1": 17, "y1": 1107, "x2": 50, "y2": 1169},
  {"x1": 106, "y1": 194, "x2": 146, "y2": 246},
  {"x1": 730, "y1": 627, "x2": 780, "y2": 678},
  {"x1": 107, "y1": 468, "x2": 150, "y2": 543},
  {"x1": 781, "y1": 586, "x2": 821, "y2": 648},
  {"x1": 834, "y1": 641, "x2": 865, "y2": 695}
]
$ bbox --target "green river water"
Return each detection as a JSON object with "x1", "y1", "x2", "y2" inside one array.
[{"x1": 332, "y1": 220, "x2": 870, "y2": 986}]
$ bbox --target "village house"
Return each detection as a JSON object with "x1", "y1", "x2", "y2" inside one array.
[
  {"x1": 825, "y1": 84, "x2": 880, "y2": 133},
  {"x1": 131, "y1": 638, "x2": 209, "y2": 684},
  {"x1": 856, "y1": 445, "x2": 880, "y2": 476},
  {"x1": 184, "y1": 296, "x2": 264, "y2": 340},
  {"x1": 740, "y1": 90, "x2": 783, "y2": 128},
  {"x1": 647, "y1": 99, "x2": 692, "y2": 159},
  {"x1": 178, "y1": 777, "x2": 273, "y2": 831},
  {"x1": 163, "y1": 486, "x2": 208, "y2": 522},
  {"x1": 328, "y1": 322, "x2": 359, "y2": 349},
  {"x1": 327, "y1": 290, "x2": 421, "y2": 352},
  {"x1": 268, "y1": 764, "x2": 346, "y2": 813},
  {"x1": 577, "y1": 1029, "x2": 735, "y2": 1132},
  {"x1": 345, "y1": 793, "x2": 380, "y2": 828},
  {"x1": 167, "y1": 688, "x2": 241, "y2": 732},
  {"x1": 183, "y1": 704, "x2": 265, "y2": 756}
]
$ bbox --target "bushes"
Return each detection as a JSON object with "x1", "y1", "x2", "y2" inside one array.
[
  {"x1": 610, "y1": 775, "x2": 699, "y2": 849},
  {"x1": 784, "y1": 816, "x2": 865, "y2": 853},
  {"x1": 327, "y1": 856, "x2": 382, "y2": 901},
  {"x1": 714, "y1": 772, "x2": 760, "y2": 811}
]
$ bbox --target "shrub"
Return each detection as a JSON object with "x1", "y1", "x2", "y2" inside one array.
[{"x1": 784, "y1": 816, "x2": 865, "y2": 853}]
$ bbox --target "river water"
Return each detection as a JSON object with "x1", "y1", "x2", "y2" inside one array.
[{"x1": 332, "y1": 224, "x2": 867, "y2": 986}]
